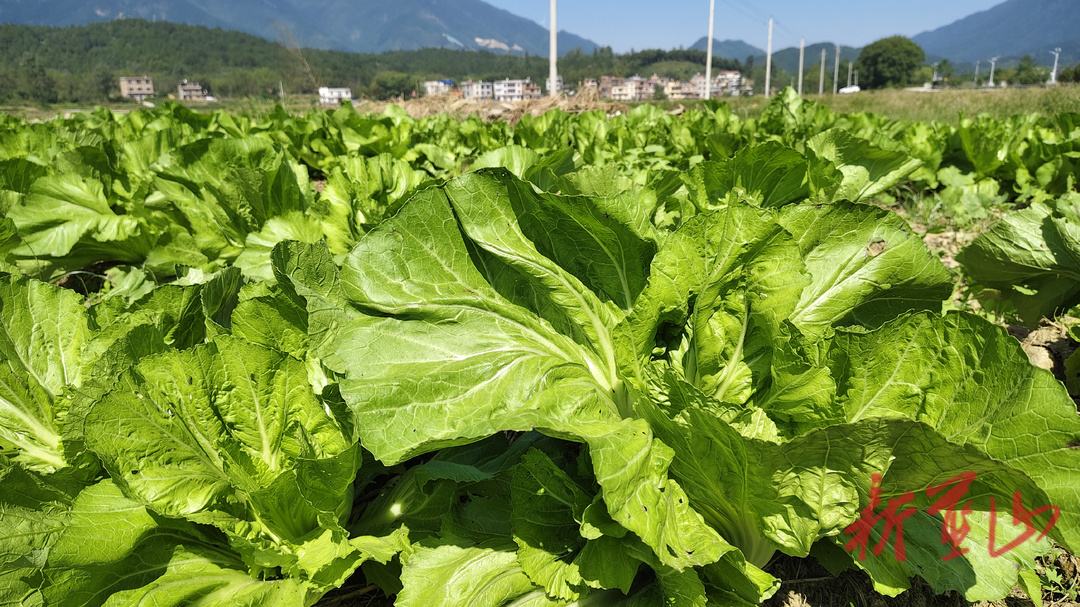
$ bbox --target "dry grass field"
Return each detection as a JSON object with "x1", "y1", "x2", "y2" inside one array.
[{"x1": 4, "y1": 84, "x2": 1077, "y2": 125}]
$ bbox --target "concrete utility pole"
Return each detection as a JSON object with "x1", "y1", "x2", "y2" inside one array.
[
  {"x1": 797, "y1": 38, "x2": 805, "y2": 96},
  {"x1": 1051, "y1": 47, "x2": 1062, "y2": 84},
  {"x1": 705, "y1": 0, "x2": 715, "y2": 100},
  {"x1": 974, "y1": 60, "x2": 980, "y2": 86},
  {"x1": 833, "y1": 45, "x2": 840, "y2": 94},
  {"x1": 847, "y1": 60, "x2": 853, "y2": 87},
  {"x1": 764, "y1": 17, "x2": 774, "y2": 98},
  {"x1": 549, "y1": 0, "x2": 558, "y2": 97},
  {"x1": 988, "y1": 56, "x2": 999, "y2": 87},
  {"x1": 819, "y1": 48, "x2": 826, "y2": 95}
]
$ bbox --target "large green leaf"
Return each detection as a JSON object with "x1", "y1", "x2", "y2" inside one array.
[
  {"x1": 0, "y1": 468, "x2": 316, "y2": 607},
  {"x1": 397, "y1": 543, "x2": 560, "y2": 607},
  {"x1": 825, "y1": 312, "x2": 1080, "y2": 553},
  {"x1": 6, "y1": 174, "x2": 160, "y2": 278},
  {"x1": 319, "y1": 171, "x2": 724, "y2": 570},
  {"x1": 616, "y1": 202, "x2": 810, "y2": 397},
  {"x1": 0, "y1": 465, "x2": 83, "y2": 607},
  {"x1": 777, "y1": 202, "x2": 953, "y2": 336},
  {"x1": 511, "y1": 449, "x2": 644, "y2": 600},
  {"x1": 0, "y1": 275, "x2": 90, "y2": 471}
]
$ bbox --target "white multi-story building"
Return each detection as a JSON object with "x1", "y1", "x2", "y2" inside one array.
[
  {"x1": 493, "y1": 78, "x2": 541, "y2": 102},
  {"x1": 609, "y1": 75, "x2": 649, "y2": 101},
  {"x1": 119, "y1": 76, "x2": 155, "y2": 102},
  {"x1": 692, "y1": 71, "x2": 743, "y2": 98},
  {"x1": 716, "y1": 70, "x2": 742, "y2": 93},
  {"x1": 460, "y1": 80, "x2": 494, "y2": 100},
  {"x1": 423, "y1": 80, "x2": 454, "y2": 96},
  {"x1": 318, "y1": 87, "x2": 352, "y2": 106},
  {"x1": 664, "y1": 79, "x2": 696, "y2": 100},
  {"x1": 545, "y1": 75, "x2": 564, "y2": 95}
]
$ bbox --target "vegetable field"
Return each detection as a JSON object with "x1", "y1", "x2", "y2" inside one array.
[{"x1": 2, "y1": 89, "x2": 1080, "y2": 607}]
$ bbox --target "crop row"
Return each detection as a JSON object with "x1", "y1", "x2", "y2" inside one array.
[{"x1": 1, "y1": 90, "x2": 1079, "y2": 606}]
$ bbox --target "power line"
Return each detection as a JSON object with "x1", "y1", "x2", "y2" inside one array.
[
  {"x1": 728, "y1": 1, "x2": 800, "y2": 43},
  {"x1": 725, "y1": 0, "x2": 769, "y2": 22}
]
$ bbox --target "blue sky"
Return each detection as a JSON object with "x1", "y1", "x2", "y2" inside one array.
[{"x1": 484, "y1": 0, "x2": 1004, "y2": 52}]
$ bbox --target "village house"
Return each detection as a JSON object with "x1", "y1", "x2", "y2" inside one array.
[
  {"x1": 715, "y1": 70, "x2": 743, "y2": 94},
  {"x1": 423, "y1": 80, "x2": 454, "y2": 96},
  {"x1": 493, "y1": 78, "x2": 541, "y2": 102},
  {"x1": 691, "y1": 71, "x2": 744, "y2": 98},
  {"x1": 609, "y1": 75, "x2": 649, "y2": 102},
  {"x1": 644, "y1": 74, "x2": 673, "y2": 98},
  {"x1": 598, "y1": 75, "x2": 622, "y2": 98},
  {"x1": 318, "y1": 87, "x2": 352, "y2": 106},
  {"x1": 664, "y1": 79, "x2": 697, "y2": 101},
  {"x1": 460, "y1": 80, "x2": 494, "y2": 100},
  {"x1": 119, "y1": 76, "x2": 155, "y2": 102},
  {"x1": 177, "y1": 80, "x2": 207, "y2": 102}
]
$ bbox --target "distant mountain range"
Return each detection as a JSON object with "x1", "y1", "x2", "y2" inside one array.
[
  {"x1": 687, "y1": 38, "x2": 763, "y2": 61},
  {"x1": 0, "y1": 0, "x2": 599, "y2": 56},
  {"x1": 2, "y1": 0, "x2": 1078, "y2": 71},
  {"x1": 752, "y1": 43, "x2": 861, "y2": 75},
  {"x1": 912, "y1": 0, "x2": 1080, "y2": 65},
  {"x1": 684, "y1": 0, "x2": 1080, "y2": 76}
]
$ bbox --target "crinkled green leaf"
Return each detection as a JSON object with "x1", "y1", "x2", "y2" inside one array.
[
  {"x1": 511, "y1": 449, "x2": 596, "y2": 600},
  {"x1": 616, "y1": 203, "x2": 813, "y2": 418},
  {"x1": 836, "y1": 509, "x2": 1048, "y2": 601},
  {"x1": 85, "y1": 335, "x2": 360, "y2": 573},
  {"x1": 778, "y1": 202, "x2": 952, "y2": 336},
  {"x1": 147, "y1": 137, "x2": 310, "y2": 268},
  {"x1": 806, "y1": 129, "x2": 922, "y2": 202},
  {"x1": 957, "y1": 197, "x2": 1080, "y2": 325},
  {"x1": 935, "y1": 166, "x2": 1008, "y2": 226},
  {"x1": 317, "y1": 153, "x2": 432, "y2": 255},
  {"x1": 234, "y1": 211, "x2": 325, "y2": 282},
  {"x1": 683, "y1": 142, "x2": 809, "y2": 209}
]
